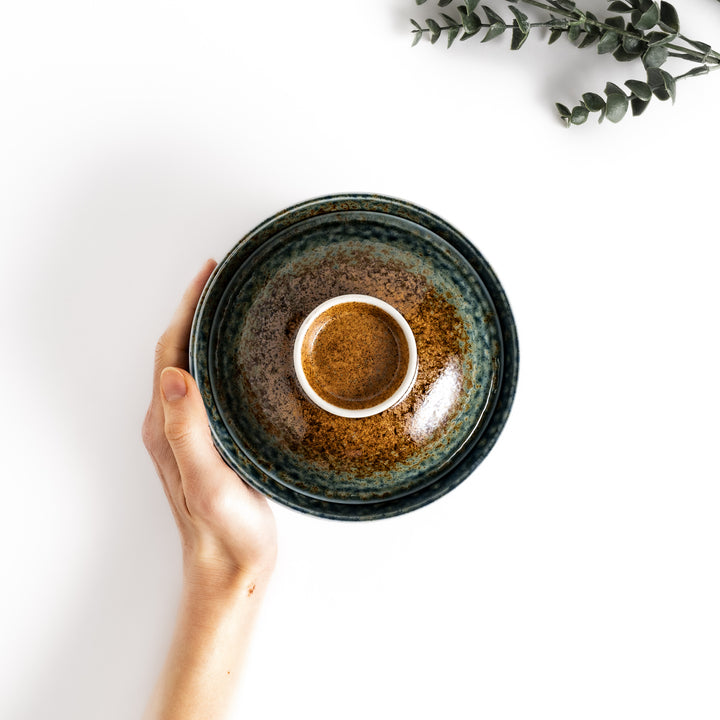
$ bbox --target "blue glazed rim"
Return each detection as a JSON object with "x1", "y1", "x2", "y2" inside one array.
[{"x1": 190, "y1": 194, "x2": 519, "y2": 521}]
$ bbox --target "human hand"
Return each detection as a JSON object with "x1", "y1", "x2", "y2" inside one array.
[{"x1": 142, "y1": 259, "x2": 277, "y2": 595}]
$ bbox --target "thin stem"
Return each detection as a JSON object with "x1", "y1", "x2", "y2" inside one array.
[{"x1": 515, "y1": 0, "x2": 720, "y2": 64}]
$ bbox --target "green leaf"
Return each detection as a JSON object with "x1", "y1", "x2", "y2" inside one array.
[
  {"x1": 605, "y1": 91, "x2": 629, "y2": 122},
  {"x1": 440, "y1": 13, "x2": 459, "y2": 26},
  {"x1": 415, "y1": 0, "x2": 428, "y2": 5},
  {"x1": 549, "y1": 27, "x2": 564, "y2": 44},
  {"x1": 605, "y1": 81, "x2": 625, "y2": 96},
  {"x1": 447, "y1": 25, "x2": 461, "y2": 46},
  {"x1": 605, "y1": 16, "x2": 626, "y2": 30},
  {"x1": 659, "y1": 1, "x2": 679, "y2": 33},
  {"x1": 647, "y1": 66, "x2": 676, "y2": 102},
  {"x1": 511, "y1": 21, "x2": 529, "y2": 49},
  {"x1": 439, "y1": 0, "x2": 454, "y2": 5},
  {"x1": 582, "y1": 92, "x2": 606, "y2": 111},
  {"x1": 410, "y1": 19, "x2": 422, "y2": 30},
  {"x1": 466, "y1": 0, "x2": 481, "y2": 12},
  {"x1": 687, "y1": 39, "x2": 711, "y2": 57},
  {"x1": 643, "y1": 44, "x2": 668, "y2": 67},
  {"x1": 631, "y1": 97, "x2": 651, "y2": 115},
  {"x1": 622, "y1": 27, "x2": 645, "y2": 53},
  {"x1": 608, "y1": 0, "x2": 633, "y2": 11},
  {"x1": 411, "y1": 30, "x2": 423, "y2": 46},
  {"x1": 508, "y1": 5, "x2": 529, "y2": 33},
  {"x1": 571, "y1": 105, "x2": 589, "y2": 124},
  {"x1": 632, "y1": 2, "x2": 660, "y2": 30},
  {"x1": 555, "y1": 102, "x2": 571, "y2": 126},
  {"x1": 597, "y1": 30, "x2": 620, "y2": 53},
  {"x1": 624, "y1": 79, "x2": 652, "y2": 100},
  {"x1": 461, "y1": 10, "x2": 482, "y2": 33},
  {"x1": 613, "y1": 46, "x2": 641, "y2": 61},
  {"x1": 579, "y1": 30, "x2": 600, "y2": 48},
  {"x1": 662, "y1": 70, "x2": 676, "y2": 103},
  {"x1": 568, "y1": 23, "x2": 581, "y2": 42},
  {"x1": 644, "y1": 31, "x2": 674, "y2": 46},
  {"x1": 549, "y1": 0, "x2": 577, "y2": 11},
  {"x1": 482, "y1": 22, "x2": 507, "y2": 42},
  {"x1": 482, "y1": 5, "x2": 505, "y2": 24},
  {"x1": 426, "y1": 18, "x2": 441, "y2": 44}
]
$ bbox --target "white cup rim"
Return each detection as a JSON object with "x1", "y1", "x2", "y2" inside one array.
[{"x1": 293, "y1": 294, "x2": 418, "y2": 419}]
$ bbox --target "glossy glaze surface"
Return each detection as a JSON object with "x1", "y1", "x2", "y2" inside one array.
[{"x1": 190, "y1": 195, "x2": 518, "y2": 520}]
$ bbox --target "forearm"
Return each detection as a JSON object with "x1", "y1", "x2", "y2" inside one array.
[{"x1": 144, "y1": 567, "x2": 272, "y2": 720}]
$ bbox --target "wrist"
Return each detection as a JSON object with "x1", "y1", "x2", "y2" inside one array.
[{"x1": 182, "y1": 549, "x2": 274, "y2": 606}]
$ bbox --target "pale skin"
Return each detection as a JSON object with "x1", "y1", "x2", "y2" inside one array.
[{"x1": 142, "y1": 259, "x2": 277, "y2": 720}]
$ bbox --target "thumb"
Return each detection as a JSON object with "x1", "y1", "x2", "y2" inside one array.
[{"x1": 159, "y1": 367, "x2": 224, "y2": 482}]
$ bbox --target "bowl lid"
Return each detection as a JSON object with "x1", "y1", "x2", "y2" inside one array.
[{"x1": 190, "y1": 194, "x2": 518, "y2": 520}]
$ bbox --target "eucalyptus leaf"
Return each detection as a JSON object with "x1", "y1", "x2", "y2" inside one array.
[
  {"x1": 483, "y1": 23, "x2": 507, "y2": 41},
  {"x1": 440, "y1": 13, "x2": 460, "y2": 26},
  {"x1": 631, "y1": 96, "x2": 651, "y2": 115},
  {"x1": 622, "y1": 29, "x2": 644, "y2": 53},
  {"x1": 411, "y1": 19, "x2": 422, "y2": 30},
  {"x1": 605, "y1": 16, "x2": 625, "y2": 30},
  {"x1": 482, "y1": 5, "x2": 505, "y2": 24},
  {"x1": 645, "y1": 31, "x2": 674, "y2": 46},
  {"x1": 447, "y1": 25, "x2": 461, "y2": 47},
  {"x1": 647, "y1": 66, "x2": 675, "y2": 101},
  {"x1": 582, "y1": 92, "x2": 606, "y2": 111},
  {"x1": 597, "y1": 30, "x2": 620, "y2": 53},
  {"x1": 508, "y1": 5, "x2": 529, "y2": 33},
  {"x1": 613, "y1": 46, "x2": 641, "y2": 61},
  {"x1": 605, "y1": 81, "x2": 625, "y2": 95},
  {"x1": 605, "y1": 91, "x2": 630, "y2": 122},
  {"x1": 411, "y1": 30, "x2": 423, "y2": 46},
  {"x1": 625, "y1": 79, "x2": 652, "y2": 100},
  {"x1": 549, "y1": 28, "x2": 564, "y2": 44},
  {"x1": 461, "y1": 10, "x2": 482, "y2": 33},
  {"x1": 569, "y1": 23, "x2": 582, "y2": 42},
  {"x1": 438, "y1": 0, "x2": 454, "y2": 5},
  {"x1": 426, "y1": 18, "x2": 441, "y2": 44},
  {"x1": 632, "y1": 2, "x2": 660, "y2": 31},
  {"x1": 571, "y1": 105, "x2": 589, "y2": 124},
  {"x1": 415, "y1": 0, "x2": 428, "y2": 5},
  {"x1": 579, "y1": 30, "x2": 600, "y2": 48},
  {"x1": 608, "y1": 0, "x2": 633, "y2": 11},
  {"x1": 642, "y1": 44, "x2": 668, "y2": 67},
  {"x1": 658, "y1": 1, "x2": 679, "y2": 33},
  {"x1": 511, "y1": 21, "x2": 529, "y2": 49},
  {"x1": 466, "y1": 0, "x2": 481, "y2": 13}
]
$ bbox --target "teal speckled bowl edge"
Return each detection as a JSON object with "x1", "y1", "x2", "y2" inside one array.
[{"x1": 189, "y1": 193, "x2": 519, "y2": 521}]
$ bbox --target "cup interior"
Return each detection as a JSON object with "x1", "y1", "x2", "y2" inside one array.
[{"x1": 293, "y1": 294, "x2": 417, "y2": 418}]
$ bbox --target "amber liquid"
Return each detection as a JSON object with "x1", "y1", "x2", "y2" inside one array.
[{"x1": 300, "y1": 302, "x2": 410, "y2": 410}]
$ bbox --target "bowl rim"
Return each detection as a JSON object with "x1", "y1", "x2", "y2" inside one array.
[{"x1": 190, "y1": 193, "x2": 519, "y2": 521}]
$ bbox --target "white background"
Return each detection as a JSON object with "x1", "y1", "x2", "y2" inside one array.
[{"x1": 1, "y1": 1, "x2": 719, "y2": 718}]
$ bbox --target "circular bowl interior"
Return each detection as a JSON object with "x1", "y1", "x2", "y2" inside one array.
[{"x1": 190, "y1": 194, "x2": 518, "y2": 521}]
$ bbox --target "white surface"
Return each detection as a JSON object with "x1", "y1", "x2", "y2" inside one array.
[{"x1": 1, "y1": 1, "x2": 719, "y2": 718}]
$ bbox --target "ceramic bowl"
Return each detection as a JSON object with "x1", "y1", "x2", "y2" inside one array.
[{"x1": 190, "y1": 194, "x2": 518, "y2": 521}]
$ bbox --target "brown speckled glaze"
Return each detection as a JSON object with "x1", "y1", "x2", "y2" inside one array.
[
  {"x1": 191, "y1": 195, "x2": 519, "y2": 520},
  {"x1": 209, "y1": 211, "x2": 501, "y2": 503}
]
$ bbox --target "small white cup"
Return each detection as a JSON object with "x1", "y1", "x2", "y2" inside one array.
[{"x1": 293, "y1": 294, "x2": 418, "y2": 418}]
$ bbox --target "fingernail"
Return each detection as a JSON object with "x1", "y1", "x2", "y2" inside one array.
[{"x1": 161, "y1": 368, "x2": 187, "y2": 401}]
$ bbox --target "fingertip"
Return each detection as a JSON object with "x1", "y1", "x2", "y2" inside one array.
[{"x1": 160, "y1": 367, "x2": 188, "y2": 402}]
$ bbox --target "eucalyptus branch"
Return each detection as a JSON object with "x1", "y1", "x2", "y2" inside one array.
[{"x1": 412, "y1": 0, "x2": 720, "y2": 126}]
